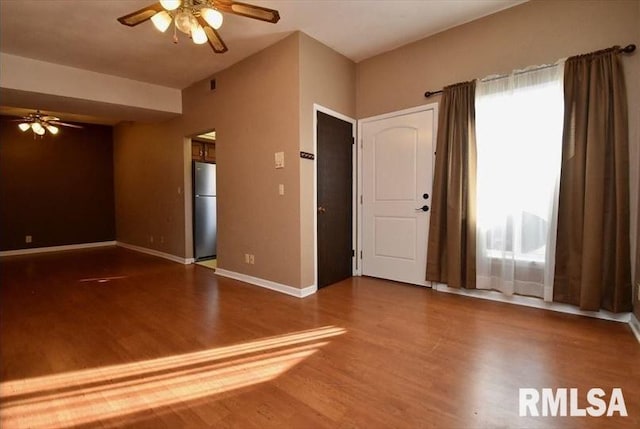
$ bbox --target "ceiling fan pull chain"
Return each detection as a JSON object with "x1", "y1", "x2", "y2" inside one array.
[{"x1": 173, "y1": 21, "x2": 178, "y2": 44}]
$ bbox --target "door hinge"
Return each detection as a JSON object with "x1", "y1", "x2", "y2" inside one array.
[
  {"x1": 360, "y1": 195, "x2": 363, "y2": 204},
  {"x1": 352, "y1": 249, "x2": 355, "y2": 257},
  {"x1": 352, "y1": 137, "x2": 355, "y2": 145},
  {"x1": 360, "y1": 250, "x2": 363, "y2": 259}
]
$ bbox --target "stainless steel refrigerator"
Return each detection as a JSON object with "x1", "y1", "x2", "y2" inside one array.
[{"x1": 193, "y1": 162, "x2": 217, "y2": 260}]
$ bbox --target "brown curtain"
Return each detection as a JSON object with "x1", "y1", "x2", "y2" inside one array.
[
  {"x1": 553, "y1": 47, "x2": 632, "y2": 312},
  {"x1": 426, "y1": 81, "x2": 477, "y2": 288}
]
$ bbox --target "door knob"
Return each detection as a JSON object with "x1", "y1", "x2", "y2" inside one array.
[
  {"x1": 318, "y1": 206, "x2": 326, "y2": 214},
  {"x1": 415, "y1": 205, "x2": 429, "y2": 212},
  {"x1": 423, "y1": 193, "x2": 429, "y2": 200}
]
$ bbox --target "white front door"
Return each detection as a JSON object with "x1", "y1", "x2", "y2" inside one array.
[{"x1": 361, "y1": 107, "x2": 435, "y2": 286}]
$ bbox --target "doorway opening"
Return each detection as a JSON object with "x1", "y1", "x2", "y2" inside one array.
[{"x1": 191, "y1": 129, "x2": 217, "y2": 269}]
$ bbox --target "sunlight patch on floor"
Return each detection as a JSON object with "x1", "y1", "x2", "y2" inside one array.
[{"x1": 0, "y1": 326, "x2": 346, "y2": 429}]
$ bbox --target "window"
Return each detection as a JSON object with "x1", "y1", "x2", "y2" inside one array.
[{"x1": 475, "y1": 64, "x2": 564, "y2": 299}]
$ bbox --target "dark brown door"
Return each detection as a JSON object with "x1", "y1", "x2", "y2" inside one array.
[{"x1": 317, "y1": 111, "x2": 353, "y2": 288}]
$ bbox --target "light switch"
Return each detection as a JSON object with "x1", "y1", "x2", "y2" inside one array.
[
  {"x1": 279, "y1": 184, "x2": 285, "y2": 195},
  {"x1": 275, "y1": 151, "x2": 285, "y2": 169}
]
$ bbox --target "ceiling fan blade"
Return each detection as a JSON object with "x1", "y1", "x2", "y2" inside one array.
[
  {"x1": 197, "y1": 17, "x2": 228, "y2": 53},
  {"x1": 41, "y1": 116, "x2": 60, "y2": 121},
  {"x1": 213, "y1": 1, "x2": 280, "y2": 24},
  {"x1": 49, "y1": 121, "x2": 83, "y2": 129},
  {"x1": 117, "y1": 2, "x2": 164, "y2": 27}
]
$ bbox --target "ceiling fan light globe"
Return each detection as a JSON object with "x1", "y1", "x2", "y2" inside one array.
[
  {"x1": 159, "y1": 0, "x2": 181, "y2": 11},
  {"x1": 192, "y1": 25, "x2": 208, "y2": 44},
  {"x1": 18, "y1": 123, "x2": 30, "y2": 132},
  {"x1": 201, "y1": 8, "x2": 223, "y2": 30},
  {"x1": 175, "y1": 11, "x2": 196, "y2": 34},
  {"x1": 46, "y1": 125, "x2": 59, "y2": 135},
  {"x1": 31, "y1": 122, "x2": 44, "y2": 134},
  {"x1": 151, "y1": 11, "x2": 172, "y2": 32}
]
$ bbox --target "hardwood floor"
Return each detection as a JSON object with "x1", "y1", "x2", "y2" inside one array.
[{"x1": 1, "y1": 247, "x2": 638, "y2": 428}]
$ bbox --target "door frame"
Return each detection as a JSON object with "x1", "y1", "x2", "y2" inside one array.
[
  {"x1": 313, "y1": 104, "x2": 357, "y2": 288},
  {"x1": 356, "y1": 103, "x2": 439, "y2": 281}
]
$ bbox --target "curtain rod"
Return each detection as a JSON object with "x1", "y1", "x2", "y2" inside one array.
[{"x1": 424, "y1": 43, "x2": 636, "y2": 98}]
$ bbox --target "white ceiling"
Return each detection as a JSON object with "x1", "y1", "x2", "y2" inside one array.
[{"x1": 0, "y1": 0, "x2": 525, "y2": 90}]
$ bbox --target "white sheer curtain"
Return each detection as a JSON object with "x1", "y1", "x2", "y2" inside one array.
[{"x1": 475, "y1": 63, "x2": 564, "y2": 300}]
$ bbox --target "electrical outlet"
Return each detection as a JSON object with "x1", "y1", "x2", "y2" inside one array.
[
  {"x1": 249, "y1": 254, "x2": 255, "y2": 265},
  {"x1": 25, "y1": 235, "x2": 32, "y2": 243},
  {"x1": 245, "y1": 253, "x2": 250, "y2": 264},
  {"x1": 279, "y1": 184, "x2": 284, "y2": 195}
]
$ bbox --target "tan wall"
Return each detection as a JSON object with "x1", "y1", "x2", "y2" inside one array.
[
  {"x1": 356, "y1": 0, "x2": 640, "y2": 309},
  {"x1": 115, "y1": 34, "x2": 302, "y2": 287},
  {"x1": 298, "y1": 33, "x2": 356, "y2": 287},
  {"x1": 114, "y1": 121, "x2": 186, "y2": 257}
]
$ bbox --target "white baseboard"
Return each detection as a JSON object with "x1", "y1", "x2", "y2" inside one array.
[
  {"x1": 432, "y1": 283, "x2": 631, "y2": 323},
  {"x1": 629, "y1": 313, "x2": 640, "y2": 344},
  {"x1": 116, "y1": 242, "x2": 191, "y2": 265},
  {"x1": 215, "y1": 268, "x2": 317, "y2": 298},
  {"x1": 0, "y1": 241, "x2": 116, "y2": 257}
]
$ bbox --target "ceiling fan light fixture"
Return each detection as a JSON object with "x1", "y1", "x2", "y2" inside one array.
[
  {"x1": 159, "y1": 0, "x2": 181, "y2": 11},
  {"x1": 31, "y1": 122, "x2": 44, "y2": 134},
  {"x1": 151, "y1": 11, "x2": 172, "y2": 32},
  {"x1": 192, "y1": 25, "x2": 208, "y2": 44},
  {"x1": 175, "y1": 11, "x2": 196, "y2": 34},
  {"x1": 46, "y1": 125, "x2": 59, "y2": 135},
  {"x1": 18, "y1": 123, "x2": 30, "y2": 132},
  {"x1": 117, "y1": 0, "x2": 280, "y2": 55},
  {"x1": 201, "y1": 8, "x2": 223, "y2": 30}
]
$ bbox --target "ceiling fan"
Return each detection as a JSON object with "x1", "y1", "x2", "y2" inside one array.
[
  {"x1": 117, "y1": 0, "x2": 281, "y2": 54},
  {"x1": 12, "y1": 111, "x2": 82, "y2": 137}
]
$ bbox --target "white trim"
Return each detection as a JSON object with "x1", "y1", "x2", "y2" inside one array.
[
  {"x1": 432, "y1": 283, "x2": 631, "y2": 323},
  {"x1": 0, "y1": 241, "x2": 116, "y2": 257},
  {"x1": 312, "y1": 104, "x2": 358, "y2": 288},
  {"x1": 183, "y1": 136, "x2": 194, "y2": 262},
  {"x1": 215, "y1": 268, "x2": 317, "y2": 298},
  {"x1": 356, "y1": 103, "x2": 439, "y2": 282},
  {"x1": 629, "y1": 313, "x2": 640, "y2": 344},
  {"x1": 116, "y1": 241, "x2": 192, "y2": 265}
]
